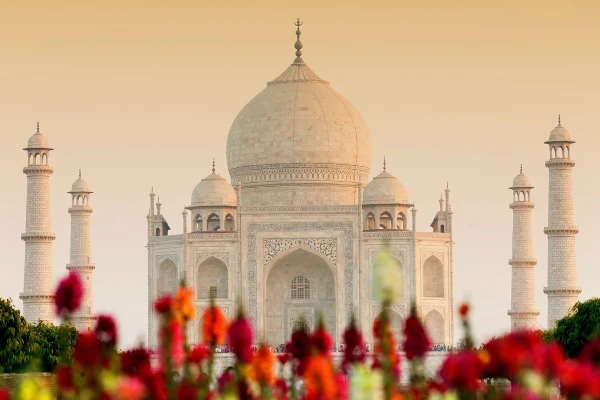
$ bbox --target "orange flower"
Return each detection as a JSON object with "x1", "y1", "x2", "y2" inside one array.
[
  {"x1": 249, "y1": 344, "x2": 275, "y2": 385},
  {"x1": 302, "y1": 355, "x2": 337, "y2": 400},
  {"x1": 202, "y1": 306, "x2": 227, "y2": 347},
  {"x1": 173, "y1": 287, "x2": 195, "y2": 322}
]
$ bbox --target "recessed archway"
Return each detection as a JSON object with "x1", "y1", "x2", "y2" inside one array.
[
  {"x1": 265, "y1": 248, "x2": 336, "y2": 346},
  {"x1": 157, "y1": 259, "x2": 178, "y2": 296},
  {"x1": 424, "y1": 310, "x2": 444, "y2": 345},
  {"x1": 197, "y1": 257, "x2": 228, "y2": 299}
]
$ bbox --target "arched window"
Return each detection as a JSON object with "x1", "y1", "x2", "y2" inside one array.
[
  {"x1": 155, "y1": 228, "x2": 160, "y2": 236},
  {"x1": 34, "y1": 153, "x2": 40, "y2": 165},
  {"x1": 423, "y1": 256, "x2": 444, "y2": 298},
  {"x1": 194, "y1": 215, "x2": 203, "y2": 232},
  {"x1": 380, "y1": 212, "x2": 393, "y2": 229},
  {"x1": 292, "y1": 318, "x2": 309, "y2": 333},
  {"x1": 291, "y1": 275, "x2": 310, "y2": 299},
  {"x1": 197, "y1": 257, "x2": 228, "y2": 299},
  {"x1": 224, "y1": 214, "x2": 234, "y2": 231},
  {"x1": 366, "y1": 213, "x2": 375, "y2": 230},
  {"x1": 440, "y1": 224, "x2": 445, "y2": 233},
  {"x1": 157, "y1": 259, "x2": 178, "y2": 295},
  {"x1": 207, "y1": 214, "x2": 220, "y2": 231},
  {"x1": 42, "y1": 153, "x2": 47, "y2": 165},
  {"x1": 424, "y1": 310, "x2": 445, "y2": 344},
  {"x1": 397, "y1": 212, "x2": 406, "y2": 230}
]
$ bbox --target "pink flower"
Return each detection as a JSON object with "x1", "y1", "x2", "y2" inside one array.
[
  {"x1": 116, "y1": 376, "x2": 146, "y2": 400},
  {"x1": 227, "y1": 314, "x2": 253, "y2": 364},
  {"x1": 54, "y1": 272, "x2": 83, "y2": 316},
  {"x1": 158, "y1": 321, "x2": 185, "y2": 368}
]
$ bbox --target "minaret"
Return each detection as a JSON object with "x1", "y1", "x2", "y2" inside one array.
[
  {"x1": 508, "y1": 165, "x2": 539, "y2": 330},
  {"x1": 20, "y1": 123, "x2": 55, "y2": 323},
  {"x1": 67, "y1": 170, "x2": 96, "y2": 331},
  {"x1": 544, "y1": 116, "x2": 581, "y2": 327}
]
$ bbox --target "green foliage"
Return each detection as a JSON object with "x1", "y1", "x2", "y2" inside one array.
[
  {"x1": 31, "y1": 321, "x2": 78, "y2": 372},
  {"x1": 554, "y1": 297, "x2": 600, "y2": 358},
  {"x1": 0, "y1": 298, "x2": 37, "y2": 373},
  {"x1": 539, "y1": 328, "x2": 556, "y2": 343},
  {"x1": 0, "y1": 298, "x2": 78, "y2": 374}
]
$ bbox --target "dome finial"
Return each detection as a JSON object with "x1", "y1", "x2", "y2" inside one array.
[
  {"x1": 558, "y1": 114, "x2": 561, "y2": 125},
  {"x1": 520, "y1": 163, "x2": 522, "y2": 174},
  {"x1": 383, "y1": 156, "x2": 387, "y2": 171},
  {"x1": 293, "y1": 18, "x2": 304, "y2": 64},
  {"x1": 79, "y1": 168, "x2": 82, "y2": 179},
  {"x1": 212, "y1": 158, "x2": 215, "y2": 173},
  {"x1": 36, "y1": 121, "x2": 40, "y2": 133}
]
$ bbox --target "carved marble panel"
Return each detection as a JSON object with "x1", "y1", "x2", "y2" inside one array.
[{"x1": 264, "y1": 238, "x2": 337, "y2": 266}]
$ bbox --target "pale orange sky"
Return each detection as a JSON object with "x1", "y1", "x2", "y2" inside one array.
[{"x1": 1, "y1": 0, "x2": 599, "y2": 348}]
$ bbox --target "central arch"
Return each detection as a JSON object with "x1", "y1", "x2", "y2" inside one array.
[{"x1": 264, "y1": 248, "x2": 336, "y2": 347}]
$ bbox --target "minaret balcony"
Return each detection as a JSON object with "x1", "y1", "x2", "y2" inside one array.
[
  {"x1": 543, "y1": 227, "x2": 579, "y2": 235},
  {"x1": 23, "y1": 165, "x2": 53, "y2": 174}
]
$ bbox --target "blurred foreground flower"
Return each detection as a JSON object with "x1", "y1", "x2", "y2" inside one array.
[
  {"x1": 54, "y1": 272, "x2": 83, "y2": 316},
  {"x1": 372, "y1": 249, "x2": 402, "y2": 303}
]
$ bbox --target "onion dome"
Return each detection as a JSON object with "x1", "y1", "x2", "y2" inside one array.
[
  {"x1": 191, "y1": 160, "x2": 237, "y2": 207},
  {"x1": 226, "y1": 20, "x2": 372, "y2": 192},
  {"x1": 363, "y1": 159, "x2": 409, "y2": 205},
  {"x1": 24, "y1": 122, "x2": 53, "y2": 150},
  {"x1": 510, "y1": 165, "x2": 534, "y2": 189},
  {"x1": 546, "y1": 115, "x2": 574, "y2": 143},
  {"x1": 69, "y1": 170, "x2": 92, "y2": 193}
]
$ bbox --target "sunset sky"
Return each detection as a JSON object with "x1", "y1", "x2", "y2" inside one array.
[{"x1": 1, "y1": 0, "x2": 599, "y2": 348}]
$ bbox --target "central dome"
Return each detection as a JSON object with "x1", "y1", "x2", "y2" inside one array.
[{"x1": 226, "y1": 25, "x2": 371, "y2": 207}]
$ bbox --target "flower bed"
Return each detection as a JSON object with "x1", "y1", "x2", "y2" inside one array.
[{"x1": 2, "y1": 271, "x2": 600, "y2": 399}]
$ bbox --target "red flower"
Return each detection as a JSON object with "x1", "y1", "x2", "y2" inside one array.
[
  {"x1": 54, "y1": 272, "x2": 83, "y2": 316},
  {"x1": 341, "y1": 318, "x2": 366, "y2": 372},
  {"x1": 176, "y1": 381, "x2": 198, "y2": 400},
  {"x1": 458, "y1": 303, "x2": 470, "y2": 318},
  {"x1": 483, "y1": 331, "x2": 544, "y2": 379},
  {"x1": 403, "y1": 314, "x2": 432, "y2": 360},
  {"x1": 121, "y1": 348, "x2": 151, "y2": 377},
  {"x1": 0, "y1": 389, "x2": 9, "y2": 400},
  {"x1": 312, "y1": 326, "x2": 333, "y2": 355},
  {"x1": 154, "y1": 295, "x2": 173, "y2": 314},
  {"x1": 286, "y1": 329, "x2": 312, "y2": 373},
  {"x1": 579, "y1": 337, "x2": 600, "y2": 367},
  {"x1": 56, "y1": 366, "x2": 74, "y2": 390},
  {"x1": 95, "y1": 315, "x2": 118, "y2": 347},
  {"x1": 188, "y1": 344, "x2": 209, "y2": 364},
  {"x1": 439, "y1": 350, "x2": 485, "y2": 391},
  {"x1": 277, "y1": 353, "x2": 290, "y2": 365},
  {"x1": 74, "y1": 332, "x2": 102, "y2": 366},
  {"x1": 227, "y1": 314, "x2": 253, "y2": 364},
  {"x1": 335, "y1": 373, "x2": 349, "y2": 400}
]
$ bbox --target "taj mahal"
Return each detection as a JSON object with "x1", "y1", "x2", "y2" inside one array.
[{"x1": 17, "y1": 21, "x2": 581, "y2": 356}]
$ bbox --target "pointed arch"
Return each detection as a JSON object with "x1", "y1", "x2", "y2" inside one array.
[
  {"x1": 194, "y1": 214, "x2": 203, "y2": 232},
  {"x1": 224, "y1": 213, "x2": 235, "y2": 231},
  {"x1": 366, "y1": 212, "x2": 375, "y2": 230},
  {"x1": 207, "y1": 213, "x2": 220, "y2": 231},
  {"x1": 396, "y1": 212, "x2": 407, "y2": 230},
  {"x1": 157, "y1": 259, "x2": 178, "y2": 295},
  {"x1": 197, "y1": 257, "x2": 228, "y2": 299},
  {"x1": 380, "y1": 211, "x2": 393, "y2": 229},
  {"x1": 424, "y1": 310, "x2": 444, "y2": 345},
  {"x1": 423, "y1": 256, "x2": 444, "y2": 298}
]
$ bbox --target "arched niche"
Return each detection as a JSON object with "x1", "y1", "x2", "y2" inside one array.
[
  {"x1": 380, "y1": 212, "x2": 393, "y2": 229},
  {"x1": 197, "y1": 257, "x2": 228, "y2": 300},
  {"x1": 265, "y1": 248, "x2": 336, "y2": 346},
  {"x1": 366, "y1": 213, "x2": 375, "y2": 230},
  {"x1": 224, "y1": 214, "x2": 235, "y2": 231},
  {"x1": 207, "y1": 214, "x2": 220, "y2": 231},
  {"x1": 157, "y1": 259, "x2": 178, "y2": 296},
  {"x1": 370, "y1": 254, "x2": 404, "y2": 301},
  {"x1": 423, "y1": 256, "x2": 444, "y2": 298},
  {"x1": 424, "y1": 310, "x2": 444, "y2": 345}
]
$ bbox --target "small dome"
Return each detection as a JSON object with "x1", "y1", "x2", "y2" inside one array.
[
  {"x1": 363, "y1": 169, "x2": 409, "y2": 205},
  {"x1": 511, "y1": 173, "x2": 533, "y2": 189},
  {"x1": 191, "y1": 171, "x2": 237, "y2": 207},
  {"x1": 71, "y1": 178, "x2": 91, "y2": 193},
  {"x1": 25, "y1": 131, "x2": 52, "y2": 150},
  {"x1": 548, "y1": 122, "x2": 572, "y2": 142}
]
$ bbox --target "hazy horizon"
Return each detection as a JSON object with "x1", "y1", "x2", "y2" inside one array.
[{"x1": 1, "y1": 0, "x2": 599, "y2": 348}]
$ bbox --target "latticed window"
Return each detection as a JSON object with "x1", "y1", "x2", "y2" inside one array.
[
  {"x1": 292, "y1": 318, "x2": 308, "y2": 332},
  {"x1": 209, "y1": 286, "x2": 217, "y2": 299},
  {"x1": 291, "y1": 275, "x2": 310, "y2": 299}
]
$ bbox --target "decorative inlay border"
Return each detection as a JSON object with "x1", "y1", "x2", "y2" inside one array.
[
  {"x1": 242, "y1": 205, "x2": 358, "y2": 213},
  {"x1": 149, "y1": 234, "x2": 184, "y2": 243},
  {"x1": 370, "y1": 304, "x2": 406, "y2": 319},
  {"x1": 544, "y1": 227, "x2": 579, "y2": 235},
  {"x1": 247, "y1": 222, "x2": 353, "y2": 328},
  {"x1": 421, "y1": 250, "x2": 444, "y2": 263},
  {"x1": 196, "y1": 252, "x2": 229, "y2": 265},
  {"x1": 156, "y1": 253, "x2": 179, "y2": 265},
  {"x1": 229, "y1": 163, "x2": 369, "y2": 186},
  {"x1": 264, "y1": 238, "x2": 337, "y2": 266},
  {"x1": 187, "y1": 232, "x2": 238, "y2": 241}
]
